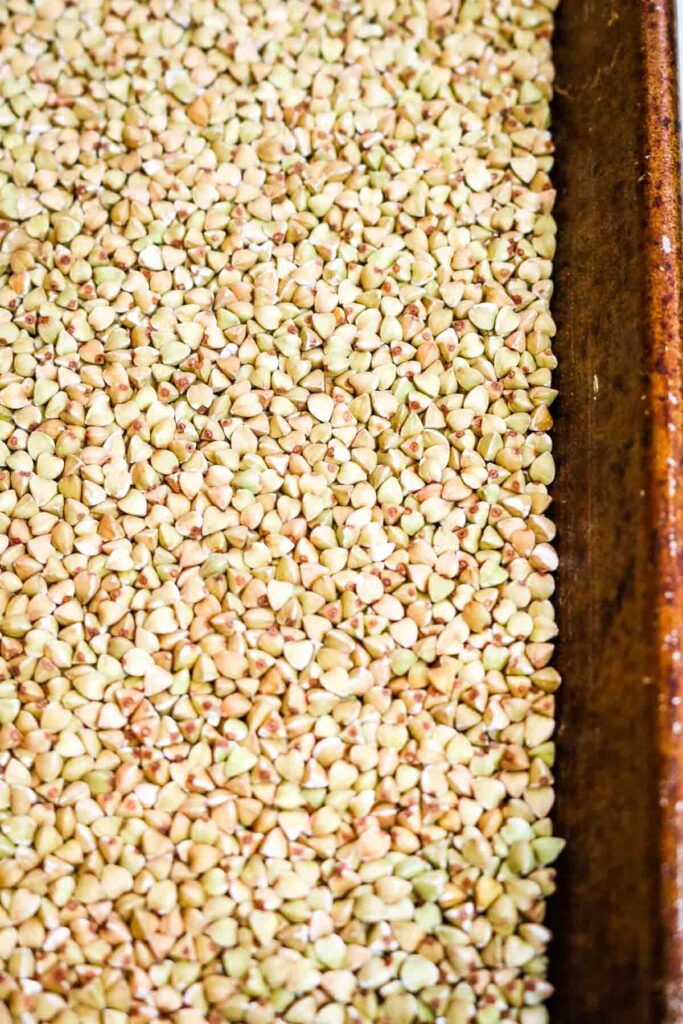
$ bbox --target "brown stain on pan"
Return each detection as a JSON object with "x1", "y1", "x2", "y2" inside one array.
[
  {"x1": 643, "y1": 0, "x2": 683, "y2": 1020},
  {"x1": 549, "y1": 0, "x2": 682, "y2": 1020}
]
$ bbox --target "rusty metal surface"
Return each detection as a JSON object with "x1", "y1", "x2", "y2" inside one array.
[
  {"x1": 643, "y1": 1, "x2": 683, "y2": 1020},
  {"x1": 549, "y1": 1, "x2": 682, "y2": 1020}
]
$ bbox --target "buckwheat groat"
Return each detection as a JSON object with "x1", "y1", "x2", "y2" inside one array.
[{"x1": 0, "y1": 0, "x2": 562, "y2": 1022}]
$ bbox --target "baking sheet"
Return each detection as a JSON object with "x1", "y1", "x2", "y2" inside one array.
[{"x1": 550, "y1": 1, "x2": 682, "y2": 1020}]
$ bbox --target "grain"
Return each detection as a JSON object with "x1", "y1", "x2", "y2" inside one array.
[{"x1": 0, "y1": 0, "x2": 562, "y2": 1021}]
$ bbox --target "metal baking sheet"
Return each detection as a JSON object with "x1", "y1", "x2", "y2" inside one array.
[{"x1": 550, "y1": 1, "x2": 682, "y2": 1020}]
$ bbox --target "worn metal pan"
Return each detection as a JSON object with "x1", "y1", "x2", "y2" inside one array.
[{"x1": 549, "y1": 1, "x2": 682, "y2": 1021}]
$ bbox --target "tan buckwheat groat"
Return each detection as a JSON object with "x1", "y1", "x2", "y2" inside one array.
[{"x1": 0, "y1": 0, "x2": 562, "y2": 1022}]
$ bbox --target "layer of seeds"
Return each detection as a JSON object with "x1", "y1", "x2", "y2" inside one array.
[{"x1": 0, "y1": 0, "x2": 563, "y2": 1022}]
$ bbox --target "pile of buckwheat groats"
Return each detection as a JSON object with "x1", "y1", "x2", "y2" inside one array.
[{"x1": 0, "y1": 0, "x2": 563, "y2": 1022}]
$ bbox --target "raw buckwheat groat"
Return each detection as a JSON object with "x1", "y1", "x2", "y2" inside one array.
[{"x1": 0, "y1": 0, "x2": 562, "y2": 1022}]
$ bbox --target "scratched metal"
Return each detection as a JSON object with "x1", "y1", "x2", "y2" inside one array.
[{"x1": 547, "y1": 1, "x2": 682, "y2": 1021}]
